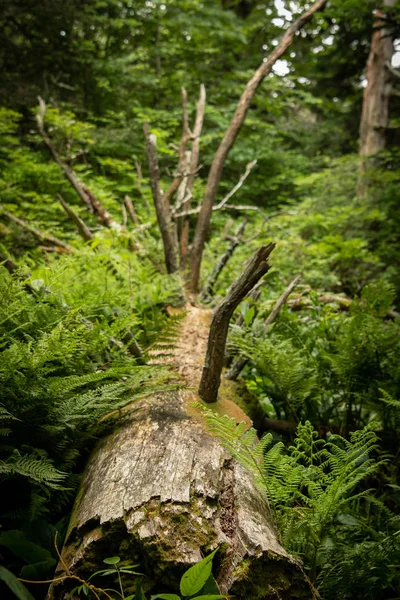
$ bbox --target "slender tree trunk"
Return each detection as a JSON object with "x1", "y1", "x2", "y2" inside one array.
[{"x1": 358, "y1": 0, "x2": 395, "y2": 193}]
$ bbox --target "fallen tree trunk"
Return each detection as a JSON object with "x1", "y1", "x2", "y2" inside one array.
[{"x1": 50, "y1": 306, "x2": 316, "y2": 600}]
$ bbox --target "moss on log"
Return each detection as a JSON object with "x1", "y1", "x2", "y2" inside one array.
[{"x1": 50, "y1": 307, "x2": 316, "y2": 600}]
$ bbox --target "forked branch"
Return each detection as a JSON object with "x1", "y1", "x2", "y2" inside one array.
[
  {"x1": 199, "y1": 243, "x2": 275, "y2": 403},
  {"x1": 189, "y1": 0, "x2": 327, "y2": 292}
]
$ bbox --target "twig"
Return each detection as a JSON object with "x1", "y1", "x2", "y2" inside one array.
[
  {"x1": 1, "y1": 205, "x2": 74, "y2": 252},
  {"x1": 200, "y1": 220, "x2": 247, "y2": 302},
  {"x1": 57, "y1": 193, "x2": 93, "y2": 242},
  {"x1": 124, "y1": 195, "x2": 140, "y2": 226},
  {"x1": 214, "y1": 159, "x2": 257, "y2": 211},
  {"x1": 121, "y1": 203, "x2": 128, "y2": 228},
  {"x1": 226, "y1": 275, "x2": 301, "y2": 381},
  {"x1": 199, "y1": 243, "x2": 275, "y2": 402}
]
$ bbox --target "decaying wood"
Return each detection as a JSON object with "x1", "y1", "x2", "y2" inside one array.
[
  {"x1": 180, "y1": 85, "x2": 206, "y2": 265},
  {"x1": 0, "y1": 206, "x2": 74, "y2": 253},
  {"x1": 226, "y1": 275, "x2": 301, "y2": 381},
  {"x1": 199, "y1": 243, "x2": 275, "y2": 403},
  {"x1": 57, "y1": 194, "x2": 93, "y2": 242},
  {"x1": 144, "y1": 122, "x2": 179, "y2": 273},
  {"x1": 50, "y1": 304, "x2": 316, "y2": 600},
  {"x1": 188, "y1": 0, "x2": 328, "y2": 292},
  {"x1": 200, "y1": 220, "x2": 247, "y2": 302}
]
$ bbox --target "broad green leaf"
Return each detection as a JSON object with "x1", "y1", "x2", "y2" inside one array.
[
  {"x1": 151, "y1": 595, "x2": 181, "y2": 600},
  {"x1": 103, "y1": 556, "x2": 121, "y2": 565},
  {"x1": 179, "y1": 549, "x2": 218, "y2": 597},
  {"x1": 0, "y1": 566, "x2": 35, "y2": 600},
  {"x1": 198, "y1": 574, "x2": 220, "y2": 596}
]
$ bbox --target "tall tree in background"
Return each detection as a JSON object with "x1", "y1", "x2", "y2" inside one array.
[{"x1": 358, "y1": 0, "x2": 397, "y2": 192}]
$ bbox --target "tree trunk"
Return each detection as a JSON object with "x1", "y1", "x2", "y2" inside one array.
[
  {"x1": 50, "y1": 306, "x2": 316, "y2": 600},
  {"x1": 358, "y1": 0, "x2": 395, "y2": 192}
]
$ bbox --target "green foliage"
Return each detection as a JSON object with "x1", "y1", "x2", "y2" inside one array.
[
  {"x1": 199, "y1": 409, "x2": 400, "y2": 597},
  {"x1": 0, "y1": 248, "x2": 181, "y2": 525}
]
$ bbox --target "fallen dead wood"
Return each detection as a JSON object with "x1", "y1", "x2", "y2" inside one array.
[
  {"x1": 49, "y1": 304, "x2": 316, "y2": 600},
  {"x1": 199, "y1": 243, "x2": 275, "y2": 403}
]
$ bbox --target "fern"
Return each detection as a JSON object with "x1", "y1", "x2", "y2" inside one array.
[
  {"x1": 0, "y1": 254, "x2": 182, "y2": 524},
  {"x1": 198, "y1": 405, "x2": 391, "y2": 592}
]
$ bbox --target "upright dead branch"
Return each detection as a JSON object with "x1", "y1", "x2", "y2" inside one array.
[
  {"x1": 199, "y1": 243, "x2": 275, "y2": 403},
  {"x1": 57, "y1": 194, "x2": 93, "y2": 242},
  {"x1": 189, "y1": 0, "x2": 327, "y2": 292},
  {"x1": 180, "y1": 84, "x2": 206, "y2": 264},
  {"x1": 144, "y1": 122, "x2": 179, "y2": 273},
  {"x1": 1, "y1": 206, "x2": 74, "y2": 253},
  {"x1": 200, "y1": 219, "x2": 247, "y2": 302},
  {"x1": 226, "y1": 275, "x2": 301, "y2": 381}
]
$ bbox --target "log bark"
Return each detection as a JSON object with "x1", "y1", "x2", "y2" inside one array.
[
  {"x1": 199, "y1": 244, "x2": 275, "y2": 403},
  {"x1": 50, "y1": 305, "x2": 316, "y2": 600},
  {"x1": 188, "y1": 0, "x2": 327, "y2": 292}
]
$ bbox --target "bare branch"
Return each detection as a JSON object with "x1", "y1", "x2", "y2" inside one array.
[
  {"x1": 1, "y1": 205, "x2": 74, "y2": 253},
  {"x1": 189, "y1": 0, "x2": 327, "y2": 292},
  {"x1": 124, "y1": 195, "x2": 140, "y2": 226},
  {"x1": 199, "y1": 243, "x2": 275, "y2": 402},
  {"x1": 144, "y1": 122, "x2": 178, "y2": 273},
  {"x1": 226, "y1": 275, "x2": 301, "y2": 381},
  {"x1": 180, "y1": 84, "x2": 206, "y2": 265},
  {"x1": 265, "y1": 275, "x2": 301, "y2": 325},
  {"x1": 200, "y1": 220, "x2": 247, "y2": 302},
  {"x1": 57, "y1": 193, "x2": 93, "y2": 242},
  {"x1": 36, "y1": 97, "x2": 93, "y2": 213},
  {"x1": 80, "y1": 185, "x2": 118, "y2": 229},
  {"x1": 214, "y1": 159, "x2": 257, "y2": 211}
]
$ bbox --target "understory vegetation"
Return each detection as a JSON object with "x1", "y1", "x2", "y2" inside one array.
[{"x1": 1, "y1": 0, "x2": 400, "y2": 599}]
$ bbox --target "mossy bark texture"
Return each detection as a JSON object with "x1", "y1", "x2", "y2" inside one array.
[{"x1": 50, "y1": 308, "x2": 316, "y2": 600}]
